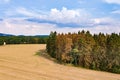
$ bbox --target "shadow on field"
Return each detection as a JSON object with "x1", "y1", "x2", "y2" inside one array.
[{"x1": 34, "y1": 49, "x2": 59, "y2": 64}]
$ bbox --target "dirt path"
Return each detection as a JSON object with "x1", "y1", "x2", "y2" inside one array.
[{"x1": 0, "y1": 44, "x2": 119, "y2": 80}]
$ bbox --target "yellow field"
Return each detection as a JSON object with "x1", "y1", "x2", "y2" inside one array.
[{"x1": 0, "y1": 44, "x2": 119, "y2": 80}]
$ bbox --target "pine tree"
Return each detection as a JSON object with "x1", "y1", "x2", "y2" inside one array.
[{"x1": 46, "y1": 31, "x2": 57, "y2": 58}]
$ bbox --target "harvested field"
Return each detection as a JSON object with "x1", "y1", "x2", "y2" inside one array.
[{"x1": 0, "y1": 44, "x2": 119, "y2": 80}]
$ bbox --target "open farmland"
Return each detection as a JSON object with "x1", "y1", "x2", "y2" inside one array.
[{"x1": 0, "y1": 44, "x2": 119, "y2": 80}]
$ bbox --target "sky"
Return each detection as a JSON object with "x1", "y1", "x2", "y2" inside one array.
[{"x1": 0, "y1": 0, "x2": 120, "y2": 35}]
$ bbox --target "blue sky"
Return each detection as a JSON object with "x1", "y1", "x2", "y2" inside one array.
[{"x1": 0, "y1": 0, "x2": 120, "y2": 35}]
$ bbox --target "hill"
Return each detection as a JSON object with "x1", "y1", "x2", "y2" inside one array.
[{"x1": 0, "y1": 33, "x2": 14, "y2": 36}]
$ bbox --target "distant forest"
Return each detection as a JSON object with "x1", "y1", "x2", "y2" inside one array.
[
  {"x1": 0, "y1": 36, "x2": 48, "y2": 45},
  {"x1": 46, "y1": 31, "x2": 120, "y2": 74}
]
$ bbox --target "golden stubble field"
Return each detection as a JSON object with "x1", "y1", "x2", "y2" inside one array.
[{"x1": 0, "y1": 44, "x2": 119, "y2": 80}]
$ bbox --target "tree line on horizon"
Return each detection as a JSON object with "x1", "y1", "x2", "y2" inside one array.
[
  {"x1": 46, "y1": 31, "x2": 120, "y2": 73},
  {"x1": 0, "y1": 36, "x2": 48, "y2": 45}
]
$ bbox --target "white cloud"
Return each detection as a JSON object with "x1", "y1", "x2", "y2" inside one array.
[
  {"x1": 90, "y1": 17, "x2": 120, "y2": 34},
  {"x1": 16, "y1": 7, "x2": 35, "y2": 17},
  {"x1": 104, "y1": 0, "x2": 120, "y2": 4},
  {"x1": 78, "y1": 0, "x2": 85, "y2": 4},
  {"x1": 5, "y1": 7, "x2": 43, "y2": 18},
  {"x1": 0, "y1": 0, "x2": 10, "y2": 3},
  {"x1": 1, "y1": 7, "x2": 120, "y2": 35},
  {"x1": 112, "y1": 10, "x2": 120, "y2": 14},
  {"x1": 92, "y1": 17, "x2": 115, "y2": 25},
  {"x1": 45, "y1": 7, "x2": 90, "y2": 24},
  {"x1": 0, "y1": 17, "x2": 120, "y2": 35},
  {"x1": 5, "y1": 7, "x2": 91, "y2": 25},
  {"x1": 16, "y1": 7, "x2": 45, "y2": 18},
  {"x1": 0, "y1": 18, "x2": 56, "y2": 35}
]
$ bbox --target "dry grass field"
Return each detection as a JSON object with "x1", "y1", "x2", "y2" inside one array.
[{"x1": 0, "y1": 44, "x2": 119, "y2": 80}]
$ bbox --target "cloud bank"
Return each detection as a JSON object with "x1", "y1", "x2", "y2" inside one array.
[
  {"x1": 0, "y1": 7, "x2": 120, "y2": 35},
  {"x1": 104, "y1": 0, "x2": 120, "y2": 4}
]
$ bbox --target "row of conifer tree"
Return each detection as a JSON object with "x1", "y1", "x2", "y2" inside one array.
[
  {"x1": 46, "y1": 31, "x2": 120, "y2": 73},
  {"x1": 0, "y1": 36, "x2": 47, "y2": 45}
]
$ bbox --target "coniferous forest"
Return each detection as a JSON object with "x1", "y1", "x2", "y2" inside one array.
[
  {"x1": 0, "y1": 36, "x2": 48, "y2": 45},
  {"x1": 46, "y1": 31, "x2": 120, "y2": 74}
]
